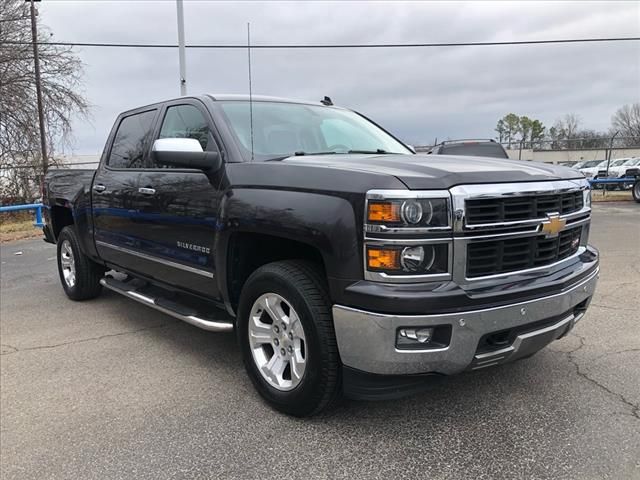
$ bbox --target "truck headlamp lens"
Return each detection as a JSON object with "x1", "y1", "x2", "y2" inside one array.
[
  {"x1": 367, "y1": 198, "x2": 448, "y2": 228},
  {"x1": 401, "y1": 201, "x2": 424, "y2": 224},
  {"x1": 367, "y1": 244, "x2": 448, "y2": 275}
]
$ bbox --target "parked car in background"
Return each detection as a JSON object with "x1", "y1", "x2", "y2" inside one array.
[
  {"x1": 561, "y1": 161, "x2": 586, "y2": 170},
  {"x1": 622, "y1": 157, "x2": 640, "y2": 176},
  {"x1": 613, "y1": 158, "x2": 640, "y2": 189},
  {"x1": 598, "y1": 158, "x2": 634, "y2": 177},
  {"x1": 578, "y1": 160, "x2": 607, "y2": 179},
  {"x1": 607, "y1": 157, "x2": 640, "y2": 178},
  {"x1": 427, "y1": 139, "x2": 509, "y2": 159}
]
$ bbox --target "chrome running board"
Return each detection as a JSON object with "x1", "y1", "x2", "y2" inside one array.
[{"x1": 100, "y1": 277, "x2": 234, "y2": 332}]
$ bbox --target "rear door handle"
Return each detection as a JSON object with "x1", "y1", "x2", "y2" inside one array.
[
  {"x1": 93, "y1": 184, "x2": 106, "y2": 193},
  {"x1": 138, "y1": 187, "x2": 156, "y2": 195}
]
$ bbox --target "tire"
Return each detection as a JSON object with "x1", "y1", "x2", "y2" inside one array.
[
  {"x1": 56, "y1": 226, "x2": 104, "y2": 301},
  {"x1": 237, "y1": 260, "x2": 341, "y2": 417},
  {"x1": 633, "y1": 181, "x2": 640, "y2": 203}
]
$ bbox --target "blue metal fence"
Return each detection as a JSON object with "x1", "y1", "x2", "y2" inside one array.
[
  {"x1": 588, "y1": 178, "x2": 635, "y2": 185},
  {"x1": 0, "y1": 203, "x2": 45, "y2": 227}
]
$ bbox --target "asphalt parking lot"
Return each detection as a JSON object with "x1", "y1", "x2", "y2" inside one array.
[{"x1": 1, "y1": 202, "x2": 638, "y2": 480}]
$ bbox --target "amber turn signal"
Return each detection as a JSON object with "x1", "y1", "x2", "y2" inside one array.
[
  {"x1": 367, "y1": 202, "x2": 401, "y2": 223},
  {"x1": 367, "y1": 247, "x2": 401, "y2": 270}
]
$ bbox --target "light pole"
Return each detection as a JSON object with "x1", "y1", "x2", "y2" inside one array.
[
  {"x1": 27, "y1": 0, "x2": 48, "y2": 173},
  {"x1": 176, "y1": 0, "x2": 187, "y2": 95}
]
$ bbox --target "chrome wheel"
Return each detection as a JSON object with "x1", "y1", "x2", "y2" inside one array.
[
  {"x1": 248, "y1": 293, "x2": 307, "y2": 391},
  {"x1": 60, "y1": 240, "x2": 76, "y2": 288}
]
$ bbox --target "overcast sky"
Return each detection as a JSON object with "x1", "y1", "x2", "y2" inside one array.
[{"x1": 39, "y1": 0, "x2": 640, "y2": 154}]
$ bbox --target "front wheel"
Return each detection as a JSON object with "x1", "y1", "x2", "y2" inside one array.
[
  {"x1": 633, "y1": 180, "x2": 640, "y2": 203},
  {"x1": 237, "y1": 260, "x2": 341, "y2": 417}
]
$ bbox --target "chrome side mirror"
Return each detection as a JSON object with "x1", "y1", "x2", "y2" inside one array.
[
  {"x1": 151, "y1": 138, "x2": 221, "y2": 171},
  {"x1": 153, "y1": 138, "x2": 204, "y2": 153}
]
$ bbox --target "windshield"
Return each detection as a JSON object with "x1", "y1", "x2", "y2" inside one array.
[
  {"x1": 217, "y1": 101, "x2": 412, "y2": 161},
  {"x1": 625, "y1": 158, "x2": 640, "y2": 166},
  {"x1": 438, "y1": 142, "x2": 508, "y2": 159},
  {"x1": 580, "y1": 160, "x2": 607, "y2": 168},
  {"x1": 610, "y1": 159, "x2": 630, "y2": 167},
  {"x1": 581, "y1": 160, "x2": 604, "y2": 168}
]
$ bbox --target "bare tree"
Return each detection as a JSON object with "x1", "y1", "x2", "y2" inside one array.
[
  {"x1": 612, "y1": 103, "x2": 640, "y2": 147},
  {"x1": 0, "y1": 0, "x2": 88, "y2": 202}
]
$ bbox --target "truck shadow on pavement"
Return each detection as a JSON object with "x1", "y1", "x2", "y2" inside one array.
[{"x1": 101, "y1": 287, "x2": 583, "y2": 425}]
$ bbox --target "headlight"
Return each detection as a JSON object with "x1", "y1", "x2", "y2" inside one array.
[
  {"x1": 366, "y1": 198, "x2": 449, "y2": 230},
  {"x1": 584, "y1": 188, "x2": 591, "y2": 208},
  {"x1": 364, "y1": 190, "x2": 452, "y2": 283},
  {"x1": 366, "y1": 243, "x2": 449, "y2": 276}
]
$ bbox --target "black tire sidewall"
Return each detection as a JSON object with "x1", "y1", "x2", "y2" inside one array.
[
  {"x1": 56, "y1": 226, "x2": 102, "y2": 300},
  {"x1": 237, "y1": 264, "x2": 335, "y2": 415}
]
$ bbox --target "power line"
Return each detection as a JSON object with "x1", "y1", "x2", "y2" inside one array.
[{"x1": 1, "y1": 36, "x2": 639, "y2": 49}]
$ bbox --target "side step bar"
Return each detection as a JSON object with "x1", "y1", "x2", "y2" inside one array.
[{"x1": 100, "y1": 278, "x2": 234, "y2": 332}]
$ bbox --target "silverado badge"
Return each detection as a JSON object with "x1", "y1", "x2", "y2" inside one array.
[{"x1": 540, "y1": 213, "x2": 566, "y2": 238}]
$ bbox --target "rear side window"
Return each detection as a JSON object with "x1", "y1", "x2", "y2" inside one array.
[
  {"x1": 159, "y1": 105, "x2": 211, "y2": 151},
  {"x1": 108, "y1": 110, "x2": 157, "y2": 168},
  {"x1": 439, "y1": 143, "x2": 508, "y2": 159}
]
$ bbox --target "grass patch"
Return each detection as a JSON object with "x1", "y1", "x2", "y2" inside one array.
[
  {"x1": 0, "y1": 214, "x2": 42, "y2": 243},
  {"x1": 591, "y1": 190, "x2": 633, "y2": 202}
]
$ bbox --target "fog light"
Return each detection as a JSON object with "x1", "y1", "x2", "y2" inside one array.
[{"x1": 398, "y1": 327, "x2": 434, "y2": 345}]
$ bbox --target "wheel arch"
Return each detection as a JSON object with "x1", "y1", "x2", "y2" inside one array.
[
  {"x1": 224, "y1": 232, "x2": 328, "y2": 314},
  {"x1": 217, "y1": 188, "x2": 362, "y2": 315}
]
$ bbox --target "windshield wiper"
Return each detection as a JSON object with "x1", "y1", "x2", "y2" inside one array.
[
  {"x1": 347, "y1": 149, "x2": 391, "y2": 154},
  {"x1": 294, "y1": 151, "x2": 341, "y2": 156},
  {"x1": 264, "y1": 151, "x2": 340, "y2": 162}
]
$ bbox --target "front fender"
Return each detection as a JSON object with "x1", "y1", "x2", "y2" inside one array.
[{"x1": 215, "y1": 187, "x2": 362, "y2": 304}]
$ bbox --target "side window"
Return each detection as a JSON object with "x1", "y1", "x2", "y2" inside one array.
[
  {"x1": 159, "y1": 105, "x2": 211, "y2": 151},
  {"x1": 108, "y1": 110, "x2": 157, "y2": 168}
]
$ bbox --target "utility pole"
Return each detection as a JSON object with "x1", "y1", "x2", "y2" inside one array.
[
  {"x1": 28, "y1": 0, "x2": 48, "y2": 173},
  {"x1": 176, "y1": 0, "x2": 187, "y2": 95}
]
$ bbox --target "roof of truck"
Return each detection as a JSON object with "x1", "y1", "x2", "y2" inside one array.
[
  {"x1": 118, "y1": 94, "x2": 340, "y2": 117},
  {"x1": 205, "y1": 94, "x2": 330, "y2": 106}
]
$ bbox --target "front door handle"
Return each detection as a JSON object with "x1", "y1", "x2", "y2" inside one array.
[
  {"x1": 93, "y1": 184, "x2": 106, "y2": 193},
  {"x1": 138, "y1": 187, "x2": 156, "y2": 195}
]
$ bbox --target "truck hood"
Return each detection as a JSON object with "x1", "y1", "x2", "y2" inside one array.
[{"x1": 281, "y1": 154, "x2": 585, "y2": 190}]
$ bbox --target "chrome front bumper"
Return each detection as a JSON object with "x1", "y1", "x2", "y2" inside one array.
[{"x1": 332, "y1": 267, "x2": 598, "y2": 376}]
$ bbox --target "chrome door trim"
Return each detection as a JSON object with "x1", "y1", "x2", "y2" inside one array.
[{"x1": 95, "y1": 240, "x2": 214, "y2": 278}]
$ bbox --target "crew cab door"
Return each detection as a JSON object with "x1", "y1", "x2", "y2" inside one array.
[
  {"x1": 129, "y1": 100, "x2": 223, "y2": 298},
  {"x1": 93, "y1": 108, "x2": 159, "y2": 269}
]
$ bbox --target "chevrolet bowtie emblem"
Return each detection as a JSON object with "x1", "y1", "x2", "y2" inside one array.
[{"x1": 540, "y1": 213, "x2": 566, "y2": 238}]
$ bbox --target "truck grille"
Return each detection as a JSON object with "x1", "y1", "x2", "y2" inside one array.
[
  {"x1": 466, "y1": 227, "x2": 582, "y2": 278},
  {"x1": 466, "y1": 191, "x2": 583, "y2": 225}
]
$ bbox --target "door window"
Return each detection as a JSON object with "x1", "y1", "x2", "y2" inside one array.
[
  {"x1": 108, "y1": 110, "x2": 157, "y2": 168},
  {"x1": 159, "y1": 105, "x2": 211, "y2": 151}
]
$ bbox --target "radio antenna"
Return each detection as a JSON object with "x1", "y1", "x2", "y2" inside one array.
[{"x1": 247, "y1": 22, "x2": 255, "y2": 162}]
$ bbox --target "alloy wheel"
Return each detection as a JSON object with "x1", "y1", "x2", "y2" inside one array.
[
  {"x1": 248, "y1": 293, "x2": 307, "y2": 391},
  {"x1": 60, "y1": 240, "x2": 76, "y2": 288}
]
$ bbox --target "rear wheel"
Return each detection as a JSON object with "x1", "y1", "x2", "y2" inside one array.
[
  {"x1": 57, "y1": 226, "x2": 104, "y2": 300},
  {"x1": 633, "y1": 180, "x2": 640, "y2": 203},
  {"x1": 237, "y1": 260, "x2": 341, "y2": 416}
]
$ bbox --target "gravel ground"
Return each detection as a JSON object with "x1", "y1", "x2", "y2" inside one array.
[{"x1": 1, "y1": 202, "x2": 638, "y2": 480}]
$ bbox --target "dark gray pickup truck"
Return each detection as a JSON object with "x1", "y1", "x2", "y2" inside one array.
[{"x1": 44, "y1": 94, "x2": 599, "y2": 416}]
